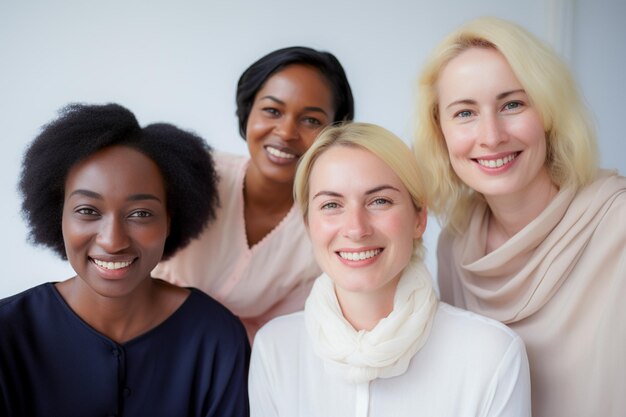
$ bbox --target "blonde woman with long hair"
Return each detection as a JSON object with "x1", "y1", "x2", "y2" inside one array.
[{"x1": 414, "y1": 16, "x2": 626, "y2": 417}]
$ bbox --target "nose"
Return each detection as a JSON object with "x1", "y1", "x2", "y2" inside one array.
[
  {"x1": 274, "y1": 116, "x2": 299, "y2": 141},
  {"x1": 479, "y1": 113, "x2": 507, "y2": 148},
  {"x1": 342, "y1": 206, "x2": 372, "y2": 241},
  {"x1": 96, "y1": 216, "x2": 130, "y2": 253}
]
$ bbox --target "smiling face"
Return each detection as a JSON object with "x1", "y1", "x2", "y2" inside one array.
[
  {"x1": 245, "y1": 64, "x2": 335, "y2": 185},
  {"x1": 62, "y1": 145, "x2": 170, "y2": 299},
  {"x1": 437, "y1": 47, "x2": 554, "y2": 202},
  {"x1": 306, "y1": 145, "x2": 425, "y2": 299}
]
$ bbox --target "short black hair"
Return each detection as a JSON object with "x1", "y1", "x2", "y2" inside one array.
[
  {"x1": 19, "y1": 103, "x2": 219, "y2": 260},
  {"x1": 235, "y1": 46, "x2": 354, "y2": 139}
]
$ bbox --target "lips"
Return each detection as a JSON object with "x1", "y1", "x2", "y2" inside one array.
[
  {"x1": 475, "y1": 152, "x2": 520, "y2": 168},
  {"x1": 265, "y1": 144, "x2": 299, "y2": 160},
  {"x1": 90, "y1": 257, "x2": 135, "y2": 270},
  {"x1": 337, "y1": 248, "x2": 382, "y2": 261}
]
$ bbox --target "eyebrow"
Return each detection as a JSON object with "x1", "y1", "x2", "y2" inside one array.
[
  {"x1": 259, "y1": 95, "x2": 329, "y2": 116},
  {"x1": 444, "y1": 89, "x2": 526, "y2": 110},
  {"x1": 312, "y1": 185, "x2": 400, "y2": 199},
  {"x1": 68, "y1": 189, "x2": 163, "y2": 202}
]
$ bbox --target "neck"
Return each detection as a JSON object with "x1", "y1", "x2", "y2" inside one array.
[
  {"x1": 244, "y1": 163, "x2": 294, "y2": 212},
  {"x1": 334, "y1": 279, "x2": 398, "y2": 331},
  {"x1": 56, "y1": 277, "x2": 156, "y2": 343},
  {"x1": 485, "y1": 168, "x2": 558, "y2": 250}
]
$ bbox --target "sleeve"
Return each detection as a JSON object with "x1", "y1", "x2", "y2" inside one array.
[
  {"x1": 206, "y1": 321, "x2": 251, "y2": 417},
  {"x1": 479, "y1": 336, "x2": 531, "y2": 417},
  {"x1": 248, "y1": 329, "x2": 279, "y2": 417}
]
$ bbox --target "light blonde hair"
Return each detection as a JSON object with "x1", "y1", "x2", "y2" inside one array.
[
  {"x1": 413, "y1": 16, "x2": 598, "y2": 233},
  {"x1": 294, "y1": 122, "x2": 427, "y2": 259}
]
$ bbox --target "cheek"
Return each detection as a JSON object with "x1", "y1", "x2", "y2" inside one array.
[
  {"x1": 520, "y1": 116, "x2": 546, "y2": 151},
  {"x1": 139, "y1": 224, "x2": 169, "y2": 252},
  {"x1": 306, "y1": 214, "x2": 337, "y2": 249},
  {"x1": 441, "y1": 123, "x2": 474, "y2": 159},
  {"x1": 382, "y1": 211, "x2": 420, "y2": 254},
  {"x1": 61, "y1": 216, "x2": 88, "y2": 255},
  {"x1": 244, "y1": 116, "x2": 260, "y2": 142},
  {"x1": 300, "y1": 129, "x2": 323, "y2": 150}
]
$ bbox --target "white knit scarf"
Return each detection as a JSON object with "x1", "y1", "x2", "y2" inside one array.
[{"x1": 304, "y1": 258, "x2": 438, "y2": 383}]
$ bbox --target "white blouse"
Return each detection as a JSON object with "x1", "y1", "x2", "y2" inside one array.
[{"x1": 250, "y1": 304, "x2": 530, "y2": 417}]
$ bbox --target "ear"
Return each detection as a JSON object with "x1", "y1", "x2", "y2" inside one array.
[{"x1": 413, "y1": 206, "x2": 428, "y2": 240}]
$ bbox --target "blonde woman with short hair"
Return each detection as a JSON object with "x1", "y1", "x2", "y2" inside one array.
[
  {"x1": 250, "y1": 122, "x2": 530, "y2": 417},
  {"x1": 414, "y1": 16, "x2": 626, "y2": 417}
]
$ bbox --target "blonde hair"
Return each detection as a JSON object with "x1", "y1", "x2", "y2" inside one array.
[
  {"x1": 294, "y1": 122, "x2": 427, "y2": 259},
  {"x1": 413, "y1": 16, "x2": 598, "y2": 233}
]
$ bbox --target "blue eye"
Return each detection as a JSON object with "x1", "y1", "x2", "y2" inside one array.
[
  {"x1": 371, "y1": 198, "x2": 391, "y2": 206},
  {"x1": 503, "y1": 101, "x2": 523, "y2": 111},
  {"x1": 321, "y1": 202, "x2": 339, "y2": 210},
  {"x1": 455, "y1": 110, "x2": 472, "y2": 118}
]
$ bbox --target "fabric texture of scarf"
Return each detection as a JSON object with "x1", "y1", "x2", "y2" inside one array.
[
  {"x1": 304, "y1": 258, "x2": 438, "y2": 383},
  {"x1": 448, "y1": 169, "x2": 626, "y2": 323},
  {"x1": 438, "y1": 169, "x2": 626, "y2": 417}
]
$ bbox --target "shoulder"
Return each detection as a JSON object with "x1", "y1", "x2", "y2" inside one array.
[
  {"x1": 430, "y1": 303, "x2": 525, "y2": 358},
  {"x1": 255, "y1": 311, "x2": 305, "y2": 344},
  {"x1": 253, "y1": 311, "x2": 306, "y2": 354},
  {"x1": 0, "y1": 284, "x2": 53, "y2": 318},
  {"x1": 213, "y1": 151, "x2": 248, "y2": 175},
  {"x1": 579, "y1": 170, "x2": 626, "y2": 208},
  {"x1": 576, "y1": 171, "x2": 626, "y2": 233},
  {"x1": 180, "y1": 288, "x2": 249, "y2": 345},
  {"x1": 251, "y1": 312, "x2": 307, "y2": 375},
  {"x1": 0, "y1": 284, "x2": 59, "y2": 351}
]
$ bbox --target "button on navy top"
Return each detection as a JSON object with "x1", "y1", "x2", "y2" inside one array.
[{"x1": 0, "y1": 283, "x2": 250, "y2": 417}]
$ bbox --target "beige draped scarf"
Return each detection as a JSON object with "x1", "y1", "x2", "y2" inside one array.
[{"x1": 438, "y1": 170, "x2": 626, "y2": 417}]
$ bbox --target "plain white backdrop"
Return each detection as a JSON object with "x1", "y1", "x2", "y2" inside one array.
[{"x1": 1, "y1": 0, "x2": 624, "y2": 297}]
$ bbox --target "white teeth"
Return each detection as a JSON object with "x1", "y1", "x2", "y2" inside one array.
[
  {"x1": 338, "y1": 249, "x2": 381, "y2": 261},
  {"x1": 93, "y1": 259, "x2": 133, "y2": 270},
  {"x1": 266, "y1": 146, "x2": 296, "y2": 159},
  {"x1": 477, "y1": 153, "x2": 517, "y2": 168}
]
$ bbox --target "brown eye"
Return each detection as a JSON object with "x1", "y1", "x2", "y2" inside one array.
[
  {"x1": 129, "y1": 210, "x2": 152, "y2": 218},
  {"x1": 263, "y1": 108, "x2": 280, "y2": 117},
  {"x1": 302, "y1": 117, "x2": 322, "y2": 126},
  {"x1": 75, "y1": 207, "x2": 98, "y2": 216}
]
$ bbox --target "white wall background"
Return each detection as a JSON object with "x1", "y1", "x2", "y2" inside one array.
[{"x1": 1, "y1": 0, "x2": 624, "y2": 298}]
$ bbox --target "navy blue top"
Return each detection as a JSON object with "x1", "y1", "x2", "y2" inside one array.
[{"x1": 0, "y1": 283, "x2": 250, "y2": 417}]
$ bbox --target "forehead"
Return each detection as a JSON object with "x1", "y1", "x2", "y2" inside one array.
[
  {"x1": 258, "y1": 64, "x2": 334, "y2": 105},
  {"x1": 309, "y1": 145, "x2": 405, "y2": 193},
  {"x1": 437, "y1": 47, "x2": 522, "y2": 98},
  {"x1": 64, "y1": 145, "x2": 165, "y2": 198}
]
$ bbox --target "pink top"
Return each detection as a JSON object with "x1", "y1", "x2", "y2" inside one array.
[{"x1": 154, "y1": 152, "x2": 320, "y2": 339}]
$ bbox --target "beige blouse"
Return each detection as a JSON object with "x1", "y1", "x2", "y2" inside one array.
[
  {"x1": 154, "y1": 152, "x2": 320, "y2": 339},
  {"x1": 438, "y1": 170, "x2": 626, "y2": 417}
]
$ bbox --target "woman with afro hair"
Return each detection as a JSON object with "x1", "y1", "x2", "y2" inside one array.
[{"x1": 0, "y1": 103, "x2": 249, "y2": 417}]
